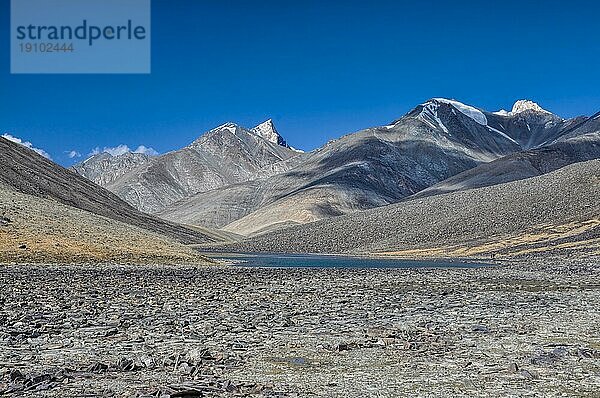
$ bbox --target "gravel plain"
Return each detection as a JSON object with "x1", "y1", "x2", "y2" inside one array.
[{"x1": 1, "y1": 256, "x2": 599, "y2": 397}]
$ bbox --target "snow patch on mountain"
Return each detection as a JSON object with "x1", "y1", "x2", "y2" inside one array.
[
  {"x1": 211, "y1": 122, "x2": 239, "y2": 135},
  {"x1": 413, "y1": 104, "x2": 446, "y2": 133},
  {"x1": 431, "y1": 98, "x2": 488, "y2": 125},
  {"x1": 417, "y1": 99, "x2": 527, "y2": 145},
  {"x1": 486, "y1": 125, "x2": 519, "y2": 145},
  {"x1": 251, "y1": 119, "x2": 288, "y2": 147}
]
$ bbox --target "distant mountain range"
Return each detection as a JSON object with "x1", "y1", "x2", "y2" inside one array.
[
  {"x1": 72, "y1": 99, "x2": 600, "y2": 236},
  {"x1": 0, "y1": 137, "x2": 219, "y2": 264},
  {"x1": 73, "y1": 120, "x2": 302, "y2": 214}
]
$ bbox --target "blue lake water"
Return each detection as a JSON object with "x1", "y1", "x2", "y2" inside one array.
[{"x1": 209, "y1": 253, "x2": 490, "y2": 269}]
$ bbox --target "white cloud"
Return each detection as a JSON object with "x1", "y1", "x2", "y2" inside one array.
[
  {"x1": 66, "y1": 150, "x2": 81, "y2": 159},
  {"x1": 133, "y1": 145, "x2": 159, "y2": 156},
  {"x1": 104, "y1": 144, "x2": 132, "y2": 156},
  {"x1": 2, "y1": 133, "x2": 51, "y2": 159},
  {"x1": 88, "y1": 144, "x2": 159, "y2": 157}
]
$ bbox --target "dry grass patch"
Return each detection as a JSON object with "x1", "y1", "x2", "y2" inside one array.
[{"x1": 375, "y1": 219, "x2": 600, "y2": 259}]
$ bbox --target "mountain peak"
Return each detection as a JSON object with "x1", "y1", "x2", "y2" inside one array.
[
  {"x1": 251, "y1": 119, "x2": 289, "y2": 147},
  {"x1": 511, "y1": 100, "x2": 551, "y2": 115},
  {"x1": 418, "y1": 98, "x2": 488, "y2": 126},
  {"x1": 211, "y1": 122, "x2": 240, "y2": 132}
]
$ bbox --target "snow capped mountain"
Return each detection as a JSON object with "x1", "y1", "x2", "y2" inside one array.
[
  {"x1": 251, "y1": 119, "x2": 289, "y2": 148},
  {"x1": 172, "y1": 98, "x2": 576, "y2": 234},
  {"x1": 511, "y1": 100, "x2": 551, "y2": 115},
  {"x1": 75, "y1": 98, "x2": 597, "y2": 235},
  {"x1": 410, "y1": 98, "x2": 487, "y2": 131},
  {"x1": 494, "y1": 100, "x2": 554, "y2": 117},
  {"x1": 406, "y1": 98, "x2": 523, "y2": 152},
  {"x1": 406, "y1": 98, "x2": 575, "y2": 150}
]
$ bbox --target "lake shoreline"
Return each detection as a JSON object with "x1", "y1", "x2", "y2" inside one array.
[
  {"x1": 201, "y1": 250, "x2": 502, "y2": 266},
  {"x1": 204, "y1": 252, "x2": 496, "y2": 269}
]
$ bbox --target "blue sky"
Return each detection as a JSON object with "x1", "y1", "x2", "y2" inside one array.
[{"x1": 1, "y1": 0, "x2": 600, "y2": 165}]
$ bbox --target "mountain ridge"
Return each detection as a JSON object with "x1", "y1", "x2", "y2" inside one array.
[
  {"x1": 73, "y1": 120, "x2": 302, "y2": 214},
  {"x1": 73, "y1": 98, "x2": 600, "y2": 236},
  {"x1": 0, "y1": 137, "x2": 216, "y2": 245},
  {"x1": 165, "y1": 98, "x2": 593, "y2": 235}
]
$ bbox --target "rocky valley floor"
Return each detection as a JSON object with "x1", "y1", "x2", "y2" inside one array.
[{"x1": 1, "y1": 258, "x2": 599, "y2": 397}]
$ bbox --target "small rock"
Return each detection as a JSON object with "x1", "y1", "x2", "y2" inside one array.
[
  {"x1": 222, "y1": 380, "x2": 240, "y2": 393},
  {"x1": 177, "y1": 362, "x2": 195, "y2": 375},
  {"x1": 116, "y1": 357, "x2": 136, "y2": 371},
  {"x1": 9, "y1": 369, "x2": 24, "y2": 382},
  {"x1": 472, "y1": 324, "x2": 490, "y2": 333},
  {"x1": 508, "y1": 363, "x2": 519, "y2": 373},
  {"x1": 520, "y1": 369, "x2": 538, "y2": 379},
  {"x1": 86, "y1": 362, "x2": 109, "y2": 373},
  {"x1": 336, "y1": 342, "x2": 350, "y2": 352},
  {"x1": 531, "y1": 347, "x2": 568, "y2": 365},
  {"x1": 18, "y1": 244, "x2": 27, "y2": 250},
  {"x1": 104, "y1": 328, "x2": 118, "y2": 337},
  {"x1": 576, "y1": 347, "x2": 600, "y2": 359}
]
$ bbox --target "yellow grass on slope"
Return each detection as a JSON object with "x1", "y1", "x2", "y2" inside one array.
[
  {"x1": 0, "y1": 187, "x2": 212, "y2": 265},
  {"x1": 375, "y1": 219, "x2": 600, "y2": 259}
]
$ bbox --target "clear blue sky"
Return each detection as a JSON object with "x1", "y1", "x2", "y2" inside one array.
[{"x1": 1, "y1": 0, "x2": 600, "y2": 165}]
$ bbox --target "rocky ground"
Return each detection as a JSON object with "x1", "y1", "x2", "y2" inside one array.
[{"x1": 1, "y1": 257, "x2": 599, "y2": 397}]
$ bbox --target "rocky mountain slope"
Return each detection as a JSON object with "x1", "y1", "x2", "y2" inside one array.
[
  {"x1": 73, "y1": 151, "x2": 151, "y2": 186},
  {"x1": 414, "y1": 114, "x2": 600, "y2": 198},
  {"x1": 0, "y1": 185, "x2": 210, "y2": 264},
  {"x1": 0, "y1": 137, "x2": 216, "y2": 245},
  {"x1": 74, "y1": 99, "x2": 598, "y2": 237},
  {"x1": 160, "y1": 99, "x2": 589, "y2": 235},
  {"x1": 212, "y1": 160, "x2": 600, "y2": 258},
  {"x1": 73, "y1": 121, "x2": 302, "y2": 214}
]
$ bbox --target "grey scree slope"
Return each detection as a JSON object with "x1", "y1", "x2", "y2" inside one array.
[
  {"x1": 0, "y1": 137, "x2": 217, "y2": 244},
  {"x1": 213, "y1": 159, "x2": 600, "y2": 256}
]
